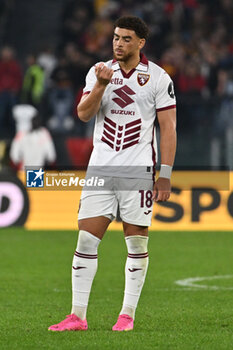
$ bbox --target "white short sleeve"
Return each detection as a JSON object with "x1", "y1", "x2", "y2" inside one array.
[
  {"x1": 155, "y1": 71, "x2": 176, "y2": 111},
  {"x1": 83, "y1": 66, "x2": 97, "y2": 94}
]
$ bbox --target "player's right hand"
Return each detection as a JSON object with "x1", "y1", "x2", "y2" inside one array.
[{"x1": 95, "y1": 63, "x2": 114, "y2": 86}]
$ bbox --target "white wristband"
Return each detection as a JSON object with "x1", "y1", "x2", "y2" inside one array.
[{"x1": 159, "y1": 164, "x2": 172, "y2": 179}]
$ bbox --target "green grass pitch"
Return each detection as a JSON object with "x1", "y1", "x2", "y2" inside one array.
[{"x1": 0, "y1": 228, "x2": 233, "y2": 350}]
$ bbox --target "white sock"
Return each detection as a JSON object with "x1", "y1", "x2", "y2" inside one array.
[
  {"x1": 71, "y1": 230, "x2": 100, "y2": 320},
  {"x1": 120, "y1": 235, "x2": 149, "y2": 319}
]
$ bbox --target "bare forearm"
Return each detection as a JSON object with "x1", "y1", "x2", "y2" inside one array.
[
  {"x1": 160, "y1": 127, "x2": 176, "y2": 166},
  {"x1": 157, "y1": 108, "x2": 176, "y2": 166},
  {"x1": 77, "y1": 82, "x2": 106, "y2": 122}
]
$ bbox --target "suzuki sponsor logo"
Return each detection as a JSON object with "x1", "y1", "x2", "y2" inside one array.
[
  {"x1": 112, "y1": 85, "x2": 135, "y2": 108},
  {"x1": 111, "y1": 109, "x2": 135, "y2": 116}
]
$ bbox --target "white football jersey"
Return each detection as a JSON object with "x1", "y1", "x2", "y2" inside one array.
[
  {"x1": 83, "y1": 54, "x2": 176, "y2": 178},
  {"x1": 10, "y1": 127, "x2": 56, "y2": 169}
]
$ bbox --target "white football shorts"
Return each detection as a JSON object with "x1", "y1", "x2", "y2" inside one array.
[{"x1": 78, "y1": 176, "x2": 154, "y2": 226}]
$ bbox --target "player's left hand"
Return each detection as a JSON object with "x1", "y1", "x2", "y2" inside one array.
[{"x1": 153, "y1": 178, "x2": 171, "y2": 202}]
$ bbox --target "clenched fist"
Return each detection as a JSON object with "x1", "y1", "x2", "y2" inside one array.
[{"x1": 95, "y1": 63, "x2": 114, "y2": 86}]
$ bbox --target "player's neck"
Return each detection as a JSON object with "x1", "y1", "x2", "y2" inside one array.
[{"x1": 118, "y1": 54, "x2": 140, "y2": 73}]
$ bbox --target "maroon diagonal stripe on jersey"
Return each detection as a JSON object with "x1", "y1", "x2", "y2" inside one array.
[
  {"x1": 126, "y1": 119, "x2": 141, "y2": 128},
  {"x1": 102, "y1": 117, "x2": 116, "y2": 148},
  {"x1": 75, "y1": 251, "x2": 98, "y2": 259},
  {"x1": 101, "y1": 136, "x2": 114, "y2": 148},
  {"x1": 124, "y1": 133, "x2": 140, "y2": 143},
  {"x1": 101, "y1": 136, "x2": 114, "y2": 149},
  {"x1": 122, "y1": 139, "x2": 139, "y2": 150},
  {"x1": 105, "y1": 116, "x2": 116, "y2": 128},
  {"x1": 104, "y1": 122, "x2": 115, "y2": 135},
  {"x1": 128, "y1": 252, "x2": 149, "y2": 259},
  {"x1": 101, "y1": 117, "x2": 142, "y2": 151},
  {"x1": 103, "y1": 130, "x2": 114, "y2": 142},
  {"x1": 113, "y1": 85, "x2": 135, "y2": 108},
  {"x1": 125, "y1": 125, "x2": 141, "y2": 136}
]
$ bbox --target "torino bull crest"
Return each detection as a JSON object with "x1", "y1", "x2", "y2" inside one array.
[{"x1": 137, "y1": 73, "x2": 150, "y2": 86}]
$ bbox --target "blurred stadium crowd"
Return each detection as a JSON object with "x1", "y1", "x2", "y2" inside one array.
[{"x1": 0, "y1": 0, "x2": 233, "y2": 168}]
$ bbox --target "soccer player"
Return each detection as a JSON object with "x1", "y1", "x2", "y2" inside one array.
[{"x1": 48, "y1": 16, "x2": 176, "y2": 332}]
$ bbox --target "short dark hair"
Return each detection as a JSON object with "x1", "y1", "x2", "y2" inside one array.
[{"x1": 114, "y1": 16, "x2": 149, "y2": 40}]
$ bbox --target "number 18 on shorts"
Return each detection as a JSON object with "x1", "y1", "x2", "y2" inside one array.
[{"x1": 78, "y1": 177, "x2": 154, "y2": 226}]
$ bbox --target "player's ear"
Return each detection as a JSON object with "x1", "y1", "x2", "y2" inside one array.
[{"x1": 139, "y1": 38, "x2": 146, "y2": 50}]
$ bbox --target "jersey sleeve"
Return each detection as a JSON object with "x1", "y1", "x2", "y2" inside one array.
[
  {"x1": 155, "y1": 72, "x2": 176, "y2": 112},
  {"x1": 82, "y1": 66, "x2": 97, "y2": 95}
]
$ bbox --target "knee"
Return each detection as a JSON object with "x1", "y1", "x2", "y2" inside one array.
[
  {"x1": 77, "y1": 230, "x2": 100, "y2": 253},
  {"x1": 125, "y1": 235, "x2": 148, "y2": 254},
  {"x1": 124, "y1": 224, "x2": 148, "y2": 237},
  {"x1": 78, "y1": 219, "x2": 94, "y2": 233},
  {"x1": 78, "y1": 220, "x2": 85, "y2": 231}
]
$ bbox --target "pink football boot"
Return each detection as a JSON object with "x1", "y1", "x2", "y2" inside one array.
[
  {"x1": 112, "y1": 314, "x2": 134, "y2": 331},
  {"x1": 48, "y1": 314, "x2": 88, "y2": 331}
]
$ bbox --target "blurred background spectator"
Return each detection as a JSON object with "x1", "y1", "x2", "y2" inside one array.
[
  {"x1": 37, "y1": 46, "x2": 57, "y2": 90},
  {"x1": 0, "y1": 45, "x2": 22, "y2": 138},
  {"x1": 21, "y1": 54, "x2": 45, "y2": 109},
  {"x1": 47, "y1": 55, "x2": 74, "y2": 133},
  {"x1": 10, "y1": 107, "x2": 56, "y2": 169},
  {"x1": 12, "y1": 104, "x2": 38, "y2": 134},
  {"x1": 0, "y1": 0, "x2": 233, "y2": 169}
]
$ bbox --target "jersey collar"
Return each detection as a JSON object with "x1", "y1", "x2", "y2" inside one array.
[{"x1": 111, "y1": 53, "x2": 149, "y2": 73}]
